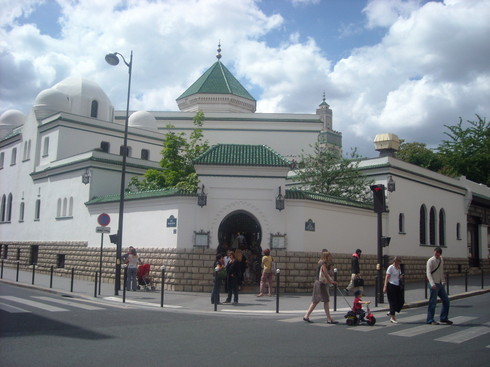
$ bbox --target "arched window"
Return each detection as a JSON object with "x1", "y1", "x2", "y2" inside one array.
[
  {"x1": 6, "y1": 193, "x2": 12, "y2": 222},
  {"x1": 399, "y1": 213, "x2": 405, "y2": 233},
  {"x1": 91, "y1": 100, "x2": 99, "y2": 118},
  {"x1": 419, "y1": 205, "x2": 427, "y2": 245},
  {"x1": 42, "y1": 137, "x2": 49, "y2": 157},
  {"x1": 429, "y1": 206, "x2": 437, "y2": 245},
  {"x1": 0, "y1": 152, "x2": 4, "y2": 169},
  {"x1": 141, "y1": 149, "x2": 149, "y2": 160},
  {"x1": 34, "y1": 199, "x2": 41, "y2": 220},
  {"x1": 11, "y1": 147, "x2": 17, "y2": 165},
  {"x1": 57, "y1": 198, "x2": 62, "y2": 217},
  {"x1": 19, "y1": 202, "x2": 25, "y2": 222},
  {"x1": 62, "y1": 198, "x2": 68, "y2": 217},
  {"x1": 68, "y1": 197, "x2": 73, "y2": 216},
  {"x1": 439, "y1": 209, "x2": 446, "y2": 247},
  {"x1": 456, "y1": 223, "x2": 461, "y2": 240},
  {"x1": 1, "y1": 194, "x2": 6, "y2": 222},
  {"x1": 120, "y1": 145, "x2": 130, "y2": 157}
]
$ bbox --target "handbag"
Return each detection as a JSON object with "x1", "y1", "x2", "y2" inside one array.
[
  {"x1": 354, "y1": 277, "x2": 364, "y2": 287},
  {"x1": 318, "y1": 268, "x2": 329, "y2": 284}
]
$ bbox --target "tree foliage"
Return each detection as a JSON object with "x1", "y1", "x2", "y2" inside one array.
[
  {"x1": 128, "y1": 112, "x2": 209, "y2": 192},
  {"x1": 294, "y1": 143, "x2": 373, "y2": 202},
  {"x1": 396, "y1": 141, "x2": 443, "y2": 171},
  {"x1": 437, "y1": 115, "x2": 489, "y2": 186}
]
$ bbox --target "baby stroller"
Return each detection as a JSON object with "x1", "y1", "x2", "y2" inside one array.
[
  {"x1": 137, "y1": 263, "x2": 155, "y2": 291},
  {"x1": 338, "y1": 289, "x2": 376, "y2": 326}
]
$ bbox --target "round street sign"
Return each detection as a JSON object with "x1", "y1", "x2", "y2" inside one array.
[{"x1": 97, "y1": 213, "x2": 111, "y2": 227}]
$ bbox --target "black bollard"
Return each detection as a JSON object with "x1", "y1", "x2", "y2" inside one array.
[
  {"x1": 94, "y1": 271, "x2": 98, "y2": 298},
  {"x1": 31, "y1": 264, "x2": 35, "y2": 285},
  {"x1": 276, "y1": 269, "x2": 280, "y2": 313},
  {"x1": 446, "y1": 272, "x2": 449, "y2": 295},
  {"x1": 50, "y1": 265, "x2": 54, "y2": 288},
  {"x1": 465, "y1": 269, "x2": 468, "y2": 292},
  {"x1": 481, "y1": 267, "x2": 484, "y2": 289},
  {"x1": 1, "y1": 259, "x2": 3, "y2": 279},
  {"x1": 70, "y1": 268, "x2": 74, "y2": 292},
  {"x1": 16, "y1": 261, "x2": 20, "y2": 282},
  {"x1": 123, "y1": 266, "x2": 127, "y2": 303},
  {"x1": 333, "y1": 268, "x2": 338, "y2": 311},
  {"x1": 425, "y1": 277, "x2": 428, "y2": 299},
  {"x1": 213, "y1": 269, "x2": 218, "y2": 312},
  {"x1": 375, "y1": 276, "x2": 378, "y2": 308},
  {"x1": 161, "y1": 267, "x2": 165, "y2": 308}
]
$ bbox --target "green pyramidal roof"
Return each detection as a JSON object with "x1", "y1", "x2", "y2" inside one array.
[
  {"x1": 193, "y1": 144, "x2": 291, "y2": 167},
  {"x1": 177, "y1": 61, "x2": 255, "y2": 101}
]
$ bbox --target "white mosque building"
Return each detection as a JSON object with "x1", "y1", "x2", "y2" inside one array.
[{"x1": 0, "y1": 49, "x2": 488, "y2": 291}]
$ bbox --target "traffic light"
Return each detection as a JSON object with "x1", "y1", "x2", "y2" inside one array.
[{"x1": 370, "y1": 184, "x2": 386, "y2": 213}]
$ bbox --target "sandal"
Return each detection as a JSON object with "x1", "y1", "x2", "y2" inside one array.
[
  {"x1": 327, "y1": 320, "x2": 339, "y2": 324},
  {"x1": 303, "y1": 317, "x2": 314, "y2": 323}
]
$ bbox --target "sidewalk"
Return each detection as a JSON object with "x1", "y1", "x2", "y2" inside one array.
[{"x1": 1, "y1": 266, "x2": 489, "y2": 317}]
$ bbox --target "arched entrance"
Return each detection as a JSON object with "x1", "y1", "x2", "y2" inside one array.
[{"x1": 218, "y1": 210, "x2": 263, "y2": 284}]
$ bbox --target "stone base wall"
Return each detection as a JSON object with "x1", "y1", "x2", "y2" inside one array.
[{"x1": 1, "y1": 242, "x2": 488, "y2": 293}]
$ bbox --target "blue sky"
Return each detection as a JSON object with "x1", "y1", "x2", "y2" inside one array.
[{"x1": 1, "y1": 0, "x2": 489, "y2": 156}]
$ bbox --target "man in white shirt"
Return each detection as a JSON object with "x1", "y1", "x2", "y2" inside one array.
[{"x1": 426, "y1": 247, "x2": 453, "y2": 325}]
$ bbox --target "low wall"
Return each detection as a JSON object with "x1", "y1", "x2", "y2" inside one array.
[{"x1": 1, "y1": 242, "x2": 488, "y2": 293}]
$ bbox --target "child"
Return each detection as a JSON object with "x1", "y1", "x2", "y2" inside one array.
[{"x1": 352, "y1": 290, "x2": 370, "y2": 321}]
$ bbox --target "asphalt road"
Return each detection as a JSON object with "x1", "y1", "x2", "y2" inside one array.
[{"x1": 1, "y1": 283, "x2": 489, "y2": 367}]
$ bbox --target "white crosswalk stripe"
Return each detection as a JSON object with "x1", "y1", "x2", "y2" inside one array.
[
  {"x1": 435, "y1": 322, "x2": 490, "y2": 344},
  {"x1": 0, "y1": 301, "x2": 30, "y2": 313},
  {"x1": 389, "y1": 316, "x2": 476, "y2": 337},
  {"x1": 32, "y1": 296, "x2": 105, "y2": 310},
  {"x1": 0, "y1": 295, "x2": 69, "y2": 312}
]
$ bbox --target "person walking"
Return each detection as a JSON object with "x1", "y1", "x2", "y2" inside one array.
[
  {"x1": 345, "y1": 249, "x2": 362, "y2": 294},
  {"x1": 126, "y1": 247, "x2": 141, "y2": 291},
  {"x1": 256, "y1": 248, "x2": 274, "y2": 297},
  {"x1": 426, "y1": 247, "x2": 453, "y2": 325},
  {"x1": 223, "y1": 251, "x2": 239, "y2": 304},
  {"x1": 383, "y1": 256, "x2": 404, "y2": 323},
  {"x1": 303, "y1": 250, "x2": 338, "y2": 324}
]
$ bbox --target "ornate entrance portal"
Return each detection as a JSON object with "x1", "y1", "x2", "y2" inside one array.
[{"x1": 218, "y1": 210, "x2": 263, "y2": 284}]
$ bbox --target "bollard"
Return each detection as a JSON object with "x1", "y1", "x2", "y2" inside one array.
[
  {"x1": 161, "y1": 267, "x2": 165, "y2": 308},
  {"x1": 94, "y1": 271, "x2": 98, "y2": 298},
  {"x1": 375, "y1": 276, "x2": 378, "y2": 308},
  {"x1": 122, "y1": 266, "x2": 127, "y2": 303},
  {"x1": 1, "y1": 259, "x2": 3, "y2": 279},
  {"x1": 50, "y1": 265, "x2": 54, "y2": 288},
  {"x1": 425, "y1": 277, "x2": 428, "y2": 299},
  {"x1": 446, "y1": 272, "x2": 450, "y2": 295},
  {"x1": 31, "y1": 264, "x2": 36, "y2": 285},
  {"x1": 465, "y1": 269, "x2": 468, "y2": 292},
  {"x1": 333, "y1": 268, "x2": 338, "y2": 311},
  {"x1": 70, "y1": 268, "x2": 75, "y2": 292},
  {"x1": 213, "y1": 268, "x2": 218, "y2": 312},
  {"x1": 481, "y1": 267, "x2": 484, "y2": 289},
  {"x1": 16, "y1": 261, "x2": 20, "y2": 282},
  {"x1": 276, "y1": 268, "x2": 280, "y2": 313}
]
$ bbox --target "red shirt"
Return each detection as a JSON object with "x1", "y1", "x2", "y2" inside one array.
[{"x1": 353, "y1": 297, "x2": 363, "y2": 311}]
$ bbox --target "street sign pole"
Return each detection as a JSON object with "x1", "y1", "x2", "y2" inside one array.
[{"x1": 99, "y1": 233, "x2": 103, "y2": 295}]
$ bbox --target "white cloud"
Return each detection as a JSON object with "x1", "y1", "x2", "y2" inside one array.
[{"x1": 363, "y1": 0, "x2": 422, "y2": 29}]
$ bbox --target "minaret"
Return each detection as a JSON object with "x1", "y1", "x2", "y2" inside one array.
[
  {"x1": 317, "y1": 92, "x2": 342, "y2": 152},
  {"x1": 316, "y1": 92, "x2": 333, "y2": 130}
]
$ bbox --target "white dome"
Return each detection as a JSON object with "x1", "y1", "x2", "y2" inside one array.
[
  {"x1": 128, "y1": 110, "x2": 157, "y2": 130},
  {"x1": 33, "y1": 88, "x2": 70, "y2": 120},
  {"x1": 0, "y1": 109, "x2": 25, "y2": 127}
]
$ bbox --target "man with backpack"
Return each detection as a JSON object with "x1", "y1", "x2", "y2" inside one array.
[{"x1": 426, "y1": 247, "x2": 453, "y2": 325}]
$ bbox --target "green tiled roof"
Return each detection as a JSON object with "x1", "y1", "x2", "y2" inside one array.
[
  {"x1": 193, "y1": 144, "x2": 291, "y2": 167},
  {"x1": 286, "y1": 188, "x2": 372, "y2": 209},
  {"x1": 85, "y1": 188, "x2": 195, "y2": 205},
  {"x1": 176, "y1": 61, "x2": 255, "y2": 101}
]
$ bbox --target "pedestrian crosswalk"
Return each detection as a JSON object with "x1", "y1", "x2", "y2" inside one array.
[
  {"x1": 279, "y1": 312, "x2": 490, "y2": 347},
  {"x1": 0, "y1": 295, "x2": 132, "y2": 313}
]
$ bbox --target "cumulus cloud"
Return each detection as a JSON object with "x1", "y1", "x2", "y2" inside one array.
[{"x1": 0, "y1": 0, "x2": 489, "y2": 157}]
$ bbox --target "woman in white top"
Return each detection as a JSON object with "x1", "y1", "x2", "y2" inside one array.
[
  {"x1": 383, "y1": 256, "x2": 404, "y2": 323},
  {"x1": 126, "y1": 247, "x2": 141, "y2": 291}
]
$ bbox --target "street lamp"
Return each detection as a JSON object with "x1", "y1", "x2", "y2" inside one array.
[{"x1": 105, "y1": 50, "x2": 133, "y2": 296}]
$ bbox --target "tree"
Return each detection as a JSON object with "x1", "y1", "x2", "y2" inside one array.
[
  {"x1": 128, "y1": 112, "x2": 209, "y2": 192},
  {"x1": 396, "y1": 140, "x2": 443, "y2": 171},
  {"x1": 437, "y1": 115, "x2": 490, "y2": 185},
  {"x1": 294, "y1": 143, "x2": 373, "y2": 202}
]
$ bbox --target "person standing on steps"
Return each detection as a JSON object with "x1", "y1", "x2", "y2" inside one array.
[
  {"x1": 426, "y1": 247, "x2": 453, "y2": 325},
  {"x1": 256, "y1": 248, "x2": 274, "y2": 297},
  {"x1": 345, "y1": 249, "x2": 362, "y2": 294}
]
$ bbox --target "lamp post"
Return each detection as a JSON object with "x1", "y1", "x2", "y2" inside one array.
[{"x1": 105, "y1": 50, "x2": 133, "y2": 296}]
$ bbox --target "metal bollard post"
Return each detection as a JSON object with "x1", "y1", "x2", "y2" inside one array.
[
  {"x1": 50, "y1": 265, "x2": 54, "y2": 288},
  {"x1": 276, "y1": 268, "x2": 280, "y2": 313},
  {"x1": 481, "y1": 267, "x2": 484, "y2": 289},
  {"x1": 122, "y1": 266, "x2": 127, "y2": 303},
  {"x1": 94, "y1": 271, "x2": 98, "y2": 298},
  {"x1": 446, "y1": 272, "x2": 449, "y2": 295},
  {"x1": 70, "y1": 268, "x2": 75, "y2": 292},
  {"x1": 465, "y1": 269, "x2": 468, "y2": 292},
  {"x1": 213, "y1": 268, "x2": 218, "y2": 312},
  {"x1": 161, "y1": 267, "x2": 165, "y2": 308},
  {"x1": 425, "y1": 277, "x2": 428, "y2": 299},
  {"x1": 1, "y1": 259, "x2": 4, "y2": 279},
  {"x1": 16, "y1": 261, "x2": 20, "y2": 282},
  {"x1": 333, "y1": 268, "x2": 338, "y2": 311},
  {"x1": 31, "y1": 264, "x2": 36, "y2": 285}
]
